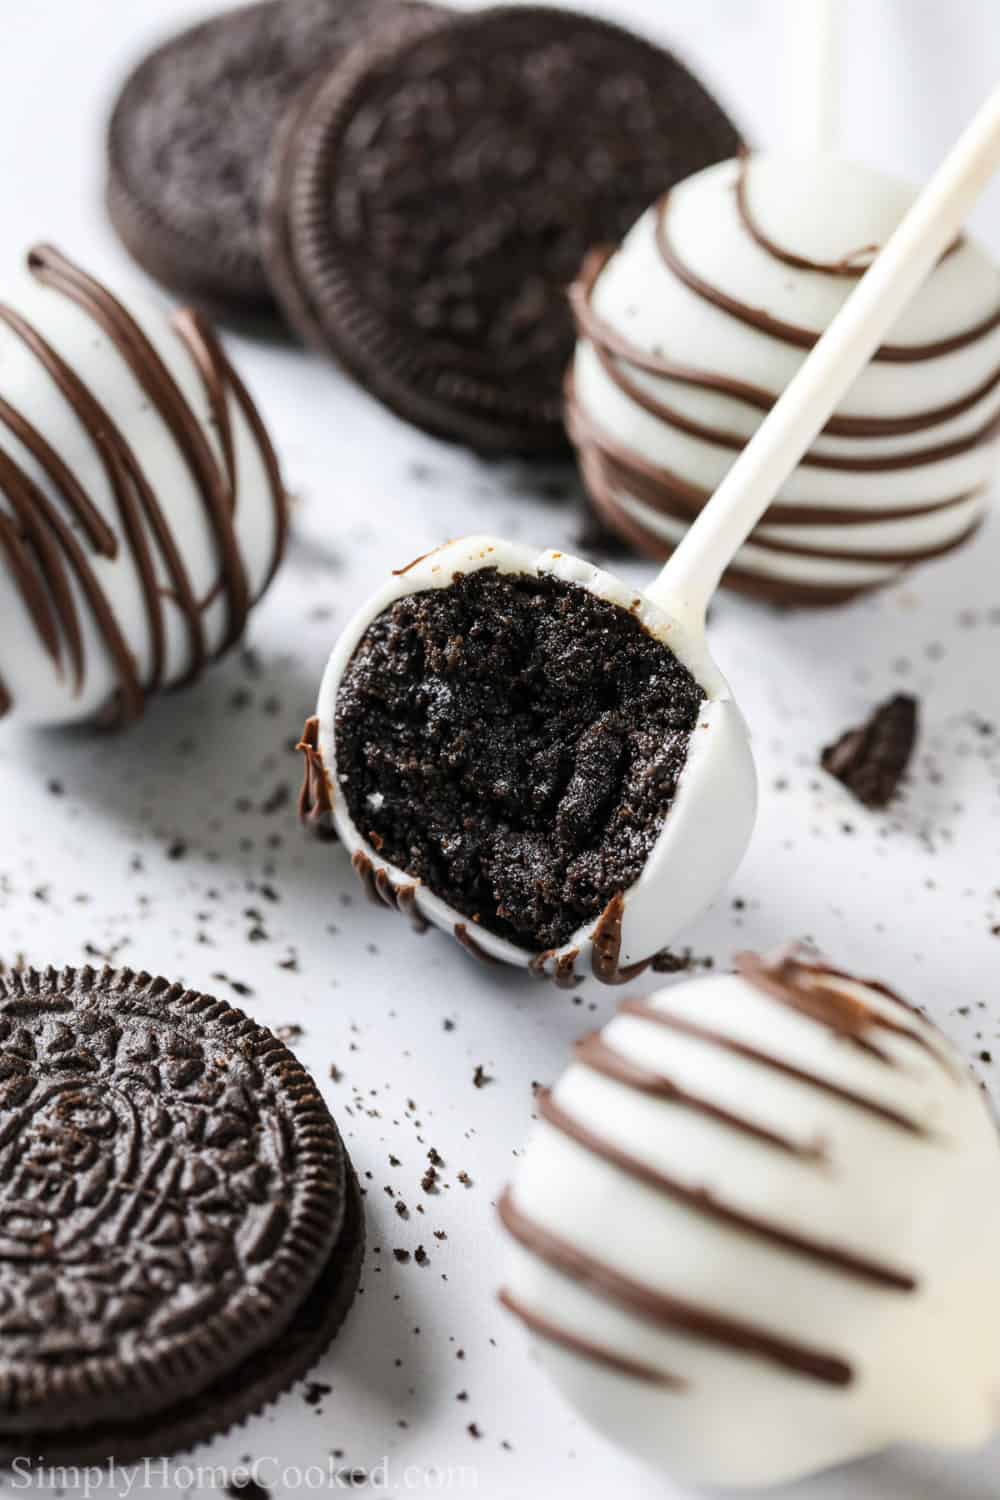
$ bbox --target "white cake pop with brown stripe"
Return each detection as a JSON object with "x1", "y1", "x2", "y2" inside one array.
[
  {"x1": 499, "y1": 948, "x2": 1000, "y2": 1487},
  {"x1": 567, "y1": 153, "x2": 1000, "y2": 606}
]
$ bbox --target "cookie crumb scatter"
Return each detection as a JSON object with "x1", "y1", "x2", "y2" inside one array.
[
  {"x1": 650, "y1": 946, "x2": 714, "y2": 975},
  {"x1": 226, "y1": 1478, "x2": 271, "y2": 1500},
  {"x1": 303, "y1": 1380, "x2": 332, "y2": 1410}
]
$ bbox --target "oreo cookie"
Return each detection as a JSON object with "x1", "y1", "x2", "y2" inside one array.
[
  {"x1": 0, "y1": 965, "x2": 364, "y2": 1462},
  {"x1": 262, "y1": 5, "x2": 742, "y2": 452},
  {"x1": 106, "y1": 0, "x2": 427, "y2": 317}
]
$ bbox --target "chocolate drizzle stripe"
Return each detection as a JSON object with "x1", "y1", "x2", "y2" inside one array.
[
  {"x1": 589, "y1": 444, "x2": 986, "y2": 566},
  {"x1": 618, "y1": 1001, "x2": 927, "y2": 1136},
  {"x1": 567, "y1": 382, "x2": 988, "y2": 530},
  {"x1": 173, "y1": 307, "x2": 288, "y2": 591},
  {"x1": 498, "y1": 1287, "x2": 687, "y2": 1389},
  {"x1": 734, "y1": 156, "x2": 880, "y2": 277},
  {"x1": 530, "y1": 948, "x2": 583, "y2": 989},
  {"x1": 296, "y1": 715, "x2": 336, "y2": 840},
  {"x1": 454, "y1": 923, "x2": 499, "y2": 964},
  {"x1": 733, "y1": 154, "x2": 964, "y2": 279},
  {"x1": 0, "y1": 449, "x2": 92, "y2": 687},
  {"x1": 0, "y1": 300, "x2": 172, "y2": 700},
  {"x1": 0, "y1": 246, "x2": 284, "y2": 724},
  {"x1": 733, "y1": 517, "x2": 983, "y2": 568},
  {"x1": 30, "y1": 246, "x2": 250, "y2": 660},
  {"x1": 590, "y1": 325, "x2": 1000, "y2": 472},
  {"x1": 0, "y1": 440, "x2": 144, "y2": 718},
  {"x1": 590, "y1": 893, "x2": 648, "y2": 985},
  {"x1": 736, "y1": 952, "x2": 959, "y2": 1081},
  {"x1": 538, "y1": 1089, "x2": 916, "y2": 1291},
  {"x1": 582, "y1": 471, "x2": 886, "y2": 608},
  {"x1": 654, "y1": 192, "x2": 1000, "y2": 361},
  {"x1": 0, "y1": 393, "x2": 116, "y2": 555},
  {"x1": 575, "y1": 1032, "x2": 823, "y2": 1160},
  {"x1": 395, "y1": 883, "x2": 429, "y2": 934},
  {"x1": 497, "y1": 1189, "x2": 853, "y2": 1386},
  {"x1": 570, "y1": 247, "x2": 1000, "y2": 440},
  {"x1": 346, "y1": 844, "x2": 430, "y2": 934},
  {"x1": 0, "y1": 508, "x2": 63, "y2": 667}
]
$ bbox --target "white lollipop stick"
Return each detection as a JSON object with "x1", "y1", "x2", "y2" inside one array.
[
  {"x1": 786, "y1": 0, "x2": 840, "y2": 152},
  {"x1": 647, "y1": 84, "x2": 1000, "y2": 629}
]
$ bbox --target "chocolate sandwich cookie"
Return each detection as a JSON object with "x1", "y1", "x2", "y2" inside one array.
[
  {"x1": 263, "y1": 5, "x2": 742, "y2": 452},
  {"x1": 0, "y1": 966, "x2": 364, "y2": 1463},
  {"x1": 106, "y1": 0, "x2": 428, "y2": 317}
]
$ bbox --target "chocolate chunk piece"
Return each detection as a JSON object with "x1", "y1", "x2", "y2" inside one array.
[{"x1": 821, "y1": 694, "x2": 919, "y2": 809}]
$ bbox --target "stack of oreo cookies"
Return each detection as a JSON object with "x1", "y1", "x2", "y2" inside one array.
[
  {"x1": 107, "y1": 0, "x2": 741, "y2": 453},
  {"x1": 0, "y1": 966, "x2": 364, "y2": 1461}
]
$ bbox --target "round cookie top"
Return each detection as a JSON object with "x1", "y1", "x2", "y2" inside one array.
[
  {"x1": 106, "y1": 0, "x2": 426, "y2": 314},
  {"x1": 264, "y1": 4, "x2": 742, "y2": 452},
  {"x1": 0, "y1": 965, "x2": 348, "y2": 1435}
]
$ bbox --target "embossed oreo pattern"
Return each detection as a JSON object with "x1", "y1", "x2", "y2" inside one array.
[
  {"x1": 0, "y1": 966, "x2": 347, "y2": 1437},
  {"x1": 266, "y1": 4, "x2": 741, "y2": 451}
]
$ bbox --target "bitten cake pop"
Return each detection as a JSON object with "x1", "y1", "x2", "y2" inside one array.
[
  {"x1": 298, "y1": 95, "x2": 1000, "y2": 981},
  {"x1": 568, "y1": 152, "x2": 1000, "y2": 605},
  {"x1": 0, "y1": 246, "x2": 286, "y2": 727},
  {"x1": 302, "y1": 537, "x2": 756, "y2": 984},
  {"x1": 499, "y1": 949, "x2": 1000, "y2": 1488}
]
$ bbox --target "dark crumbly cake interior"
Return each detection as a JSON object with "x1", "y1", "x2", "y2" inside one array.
[{"x1": 334, "y1": 570, "x2": 705, "y2": 951}]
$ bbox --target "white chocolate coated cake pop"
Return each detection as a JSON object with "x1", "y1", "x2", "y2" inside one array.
[
  {"x1": 0, "y1": 246, "x2": 286, "y2": 727},
  {"x1": 301, "y1": 98, "x2": 1000, "y2": 982},
  {"x1": 499, "y1": 949, "x2": 1000, "y2": 1488},
  {"x1": 568, "y1": 153, "x2": 1000, "y2": 606}
]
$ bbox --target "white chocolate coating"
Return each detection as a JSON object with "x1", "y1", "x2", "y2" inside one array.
[
  {"x1": 311, "y1": 536, "x2": 756, "y2": 981},
  {"x1": 0, "y1": 249, "x2": 285, "y2": 726},
  {"x1": 501, "y1": 953, "x2": 1000, "y2": 1487},
  {"x1": 570, "y1": 154, "x2": 1000, "y2": 604}
]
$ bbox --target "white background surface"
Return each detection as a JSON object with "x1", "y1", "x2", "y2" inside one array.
[{"x1": 1, "y1": 2, "x2": 1000, "y2": 1498}]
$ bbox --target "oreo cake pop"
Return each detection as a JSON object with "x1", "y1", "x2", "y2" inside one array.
[
  {"x1": 568, "y1": 153, "x2": 1000, "y2": 605},
  {"x1": 0, "y1": 246, "x2": 286, "y2": 726},
  {"x1": 500, "y1": 948, "x2": 1000, "y2": 1488},
  {"x1": 300, "y1": 538, "x2": 755, "y2": 984}
]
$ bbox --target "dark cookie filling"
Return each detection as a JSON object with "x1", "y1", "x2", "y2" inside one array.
[{"x1": 334, "y1": 570, "x2": 705, "y2": 951}]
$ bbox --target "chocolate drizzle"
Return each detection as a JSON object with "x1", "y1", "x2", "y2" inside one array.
[
  {"x1": 537, "y1": 1089, "x2": 916, "y2": 1291},
  {"x1": 351, "y1": 850, "x2": 428, "y2": 934},
  {"x1": 453, "y1": 923, "x2": 499, "y2": 963},
  {"x1": 574, "y1": 1032, "x2": 824, "y2": 1161},
  {"x1": 0, "y1": 246, "x2": 286, "y2": 723},
  {"x1": 498, "y1": 953, "x2": 959, "y2": 1395},
  {"x1": 297, "y1": 715, "x2": 336, "y2": 841},
  {"x1": 736, "y1": 950, "x2": 959, "y2": 1080},
  {"x1": 617, "y1": 998, "x2": 927, "y2": 1136},
  {"x1": 590, "y1": 892, "x2": 648, "y2": 984},
  {"x1": 498, "y1": 1287, "x2": 686, "y2": 1389},
  {"x1": 498, "y1": 1189, "x2": 853, "y2": 1387},
  {"x1": 567, "y1": 155, "x2": 1000, "y2": 602},
  {"x1": 654, "y1": 188, "x2": 1000, "y2": 362}
]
